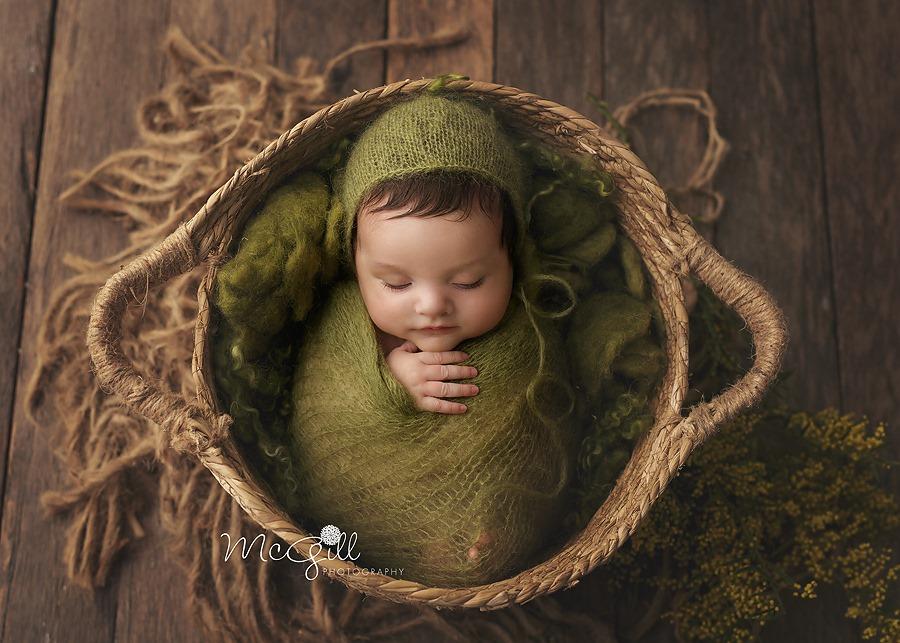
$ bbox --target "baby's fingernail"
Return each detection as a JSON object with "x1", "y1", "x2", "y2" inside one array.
[
  {"x1": 470, "y1": 368, "x2": 478, "y2": 376},
  {"x1": 471, "y1": 386, "x2": 479, "y2": 394}
]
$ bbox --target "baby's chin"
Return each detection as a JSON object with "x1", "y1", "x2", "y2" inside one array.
[{"x1": 409, "y1": 333, "x2": 466, "y2": 354}]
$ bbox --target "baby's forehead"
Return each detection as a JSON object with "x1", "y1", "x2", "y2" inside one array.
[
  {"x1": 356, "y1": 212, "x2": 506, "y2": 267},
  {"x1": 357, "y1": 210, "x2": 502, "y2": 246}
]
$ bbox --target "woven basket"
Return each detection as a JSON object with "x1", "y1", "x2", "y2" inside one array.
[{"x1": 88, "y1": 78, "x2": 787, "y2": 611}]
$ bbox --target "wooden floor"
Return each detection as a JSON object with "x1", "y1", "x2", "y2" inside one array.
[{"x1": 1, "y1": 1, "x2": 897, "y2": 641}]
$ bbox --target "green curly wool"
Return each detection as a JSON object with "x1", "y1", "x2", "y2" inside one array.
[
  {"x1": 566, "y1": 291, "x2": 653, "y2": 400},
  {"x1": 215, "y1": 171, "x2": 333, "y2": 361},
  {"x1": 287, "y1": 280, "x2": 577, "y2": 587},
  {"x1": 528, "y1": 177, "x2": 614, "y2": 253}
]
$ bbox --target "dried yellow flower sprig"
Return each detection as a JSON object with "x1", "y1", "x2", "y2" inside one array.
[{"x1": 598, "y1": 283, "x2": 899, "y2": 642}]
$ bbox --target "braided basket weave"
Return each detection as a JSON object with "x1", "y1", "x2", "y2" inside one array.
[{"x1": 88, "y1": 78, "x2": 787, "y2": 610}]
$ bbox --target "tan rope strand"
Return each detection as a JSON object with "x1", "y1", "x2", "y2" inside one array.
[
  {"x1": 86, "y1": 223, "x2": 230, "y2": 454},
  {"x1": 614, "y1": 88, "x2": 729, "y2": 224},
  {"x1": 679, "y1": 224, "x2": 788, "y2": 438}
]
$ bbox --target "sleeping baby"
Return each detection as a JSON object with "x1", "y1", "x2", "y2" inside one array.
[
  {"x1": 339, "y1": 93, "x2": 528, "y2": 417},
  {"x1": 337, "y1": 93, "x2": 530, "y2": 561},
  {"x1": 214, "y1": 92, "x2": 578, "y2": 585},
  {"x1": 352, "y1": 174, "x2": 515, "y2": 416}
]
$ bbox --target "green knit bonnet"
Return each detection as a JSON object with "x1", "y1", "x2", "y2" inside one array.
[{"x1": 336, "y1": 93, "x2": 528, "y2": 269}]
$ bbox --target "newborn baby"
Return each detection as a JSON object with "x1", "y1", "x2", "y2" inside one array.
[
  {"x1": 353, "y1": 173, "x2": 517, "y2": 416},
  {"x1": 336, "y1": 94, "x2": 530, "y2": 563},
  {"x1": 352, "y1": 174, "x2": 518, "y2": 561}
]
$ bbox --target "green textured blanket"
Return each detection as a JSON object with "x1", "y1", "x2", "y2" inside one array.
[{"x1": 288, "y1": 279, "x2": 578, "y2": 587}]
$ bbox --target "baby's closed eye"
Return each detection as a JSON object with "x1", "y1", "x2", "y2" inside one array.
[{"x1": 454, "y1": 277, "x2": 485, "y2": 289}]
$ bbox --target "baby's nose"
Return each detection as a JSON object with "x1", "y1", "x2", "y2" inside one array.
[{"x1": 415, "y1": 289, "x2": 451, "y2": 316}]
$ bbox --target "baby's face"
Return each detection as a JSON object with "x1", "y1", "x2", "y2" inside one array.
[{"x1": 354, "y1": 196, "x2": 514, "y2": 353}]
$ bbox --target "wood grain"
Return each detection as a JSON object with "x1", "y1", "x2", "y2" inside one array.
[
  {"x1": 708, "y1": 6, "x2": 850, "y2": 641},
  {"x1": 0, "y1": 0, "x2": 172, "y2": 639},
  {"x1": 0, "y1": 0, "x2": 55, "y2": 528},
  {"x1": 387, "y1": 0, "x2": 493, "y2": 83},
  {"x1": 710, "y1": 0, "x2": 841, "y2": 414},
  {"x1": 495, "y1": 0, "x2": 603, "y2": 117},
  {"x1": 813, "y1": 0, "x2": 900, "y2": 453},
  {"x1": 813, "y1": 3, "x2": 900, "y2": 638},
  {"x1": 277, "y1": 0, "x2": 386, "y2": 101}
]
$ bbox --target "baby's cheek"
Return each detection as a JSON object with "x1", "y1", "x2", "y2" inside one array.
[
  {"x1": 480, "y1": 284, "x2": 513, "y2": 332},
  {"x1": 369, "y1": 295, "x2": 407, "y2": 336}
]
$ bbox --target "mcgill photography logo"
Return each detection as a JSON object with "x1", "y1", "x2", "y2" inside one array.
[{"x1": 220, "y1": 524, "x2": 403, "y2": 581}]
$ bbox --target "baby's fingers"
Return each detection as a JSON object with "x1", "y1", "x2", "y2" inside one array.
[
  {"x1": 419, "y1": 396, "x2": 468, "y2": 415},
  {"x1": 423, "y1": 381, "x2": 479, "y2": 399},
  {"x1": 426, "y1": 364, "x2": 478, "y2": 381},
  {"x1": 419, "y1": 350, "x2": 470, "y2": 365}
]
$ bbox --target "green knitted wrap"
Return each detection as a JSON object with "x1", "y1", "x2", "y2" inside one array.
[{"x1": 288, "y1": 279, "x2": 577, "y2": 587}]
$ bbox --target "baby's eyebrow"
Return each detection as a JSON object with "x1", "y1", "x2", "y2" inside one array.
[{"x1": 372, "y1": 258, "x2": 483, "y2": 271}]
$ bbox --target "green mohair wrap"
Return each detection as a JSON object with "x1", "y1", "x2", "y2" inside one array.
[{"x1": 288, "y1": 280, "x2": 577, "y2": 587}]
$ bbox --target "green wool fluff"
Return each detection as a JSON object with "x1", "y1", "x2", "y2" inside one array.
[
  {"x1": 287, "y1": 280, "x2": 578, "y2": 587},
  {"x1": 614, "y1": 336, "x2": 666, "y2": 382},
  {"x1": 562, "y1": 220, "x2": 617, "y2": 268},
  {"x1": 528, "y1": 177, "x2": 615, "y2": 253},
  {"x1": 618, "y1": 235, "x2": 647, "y2": 300},
  {"x1": 565, "y1": 291, "x2": 653, "y2": 401},
  {"x1": 215, "y1": 172, "x2": 333, "y2": 362}
]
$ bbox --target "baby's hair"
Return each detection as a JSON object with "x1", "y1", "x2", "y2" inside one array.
[{"x1": 353, "y1": 172, "x2": 517, "y2": 259}]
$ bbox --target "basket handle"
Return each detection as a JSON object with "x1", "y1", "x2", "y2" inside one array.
[
  {"x1": 674, "y1": 214, "x2": 788, "y2": 441},
  {"x1": 87, "y1": 223, "x2": 230, "y2": 454}
]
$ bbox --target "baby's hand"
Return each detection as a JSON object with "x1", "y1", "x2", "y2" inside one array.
[{"x1": 385, "y1": 341, "x2": 479, "y2": 414}]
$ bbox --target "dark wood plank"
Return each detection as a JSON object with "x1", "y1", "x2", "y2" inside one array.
[
  {"x1": 710, "y1": 0, "x2": 841, "y2": 413},
  {"x1": 276, "y1": 0, "x2": 386, "y2": 100},
  {"x1": 0, "y1": 0, "x2": 55, "y2": 529},
  {"x1": 495, "y1": 0, "x2": 603, "y2": 117},
  {"x1": 387, "y1": 0, "x2": 493, "y2": 82},
  {"x1": 0, "y1": 0, "x2": 173, "y2": 640},
  {"x1": 110, "y1": 4, "x2": 278, "y2": 642},
  {"x1": 813, "y1": 0, "x2": 900, "y2": 453},
  {"x1": 707, "y1": 2, "x2": 851, "y2": 640},
  {"x1": 813, "y1": 1, "x2": 900, "y2": 636},
  {"x1": 170, "y1": 1, "x2": 276, "y2": 64},
  {"x1": 604, "y1": 0, "x2": 710, "y2": 219}
]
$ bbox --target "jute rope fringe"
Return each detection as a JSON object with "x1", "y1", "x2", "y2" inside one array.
[
  {"x1": 613, "y1": 88, "x2": 729, "y2": 224},
  {"x1": 27, "y1": 25, "x2": 784, "y2": 641}
]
